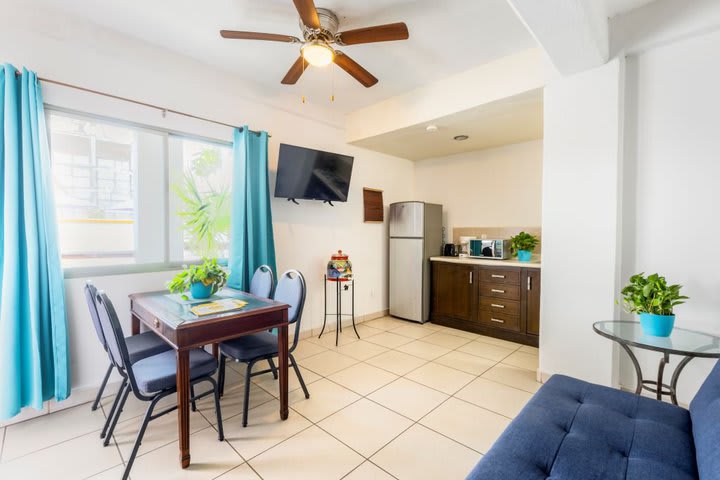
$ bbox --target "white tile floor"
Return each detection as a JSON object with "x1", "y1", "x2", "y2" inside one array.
[{"x1": 0, "y1": 318, "x2": 541, "y2": 480}]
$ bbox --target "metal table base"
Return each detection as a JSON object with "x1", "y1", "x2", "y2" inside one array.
[{"x1": 319, "y1": 275, "x2": 359, "y2": 346}]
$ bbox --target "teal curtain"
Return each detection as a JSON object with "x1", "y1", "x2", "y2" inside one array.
[
  {"x1": 227, "y1": 126, "x2": 277, "y2": 290},
  {"x1": 0, "y1": 65, "x2": 70, "y2": 420}
]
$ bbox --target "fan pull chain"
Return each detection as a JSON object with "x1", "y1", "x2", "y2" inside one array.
[
  {"x1": 330, "y1": 61, "x2": 335, "y2": 102},
  {"x1": 301, "y1": 57, "x2": 306, "y2": 104}
]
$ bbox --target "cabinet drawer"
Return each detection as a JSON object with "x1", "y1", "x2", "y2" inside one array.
[
  {"x1": 479, "y1": 297, "x2": 521, "y2": 315},
  {"x1": 479, "y1": 268, "x2": 520, "y2": 285},
  {"x1": 478, "y1": 310, "x2": 520, "y2": 332},
  {"x1": 479, "y1": 283, "x2": 521, "y2": 301}
]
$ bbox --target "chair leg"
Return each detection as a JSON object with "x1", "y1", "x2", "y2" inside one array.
[
  {"x1": 100, "y1": 378, "x2": 126, "y2": 439},
  {"x1": 242, "y1": 361, "x2": 255, "y2": 428},
  {"x1": 104, "y1": 383, "x2": 131, "y2": 446},
  {"x1": 121, "y1": 396, "x2": 160, "y2": 480},
  {"x1": 207, "y1": 377, "x2": 225, "y2": 441},
  {"x1": 92, "y1": 364, "x2": 113, "y2": 411},
  {"x1": 218, "y1": 354, "x2": 227, "y2": 397},
  {"x1": 267, "y1": 358, "x2": 279, "y2": 380},
  {"x1": 190, "y1": 385, "x2": 197, "y2": 412},
  {"x1": 290, "y1": 354, "x2": 310, "y2": 399}
]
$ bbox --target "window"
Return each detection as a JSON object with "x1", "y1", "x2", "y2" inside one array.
[
  {"x1": 47, "y1": 110, "x2": 231, "y2": 272},
  {"x1": 168, "y1": 137, "x2": 233, "y2": 262}
]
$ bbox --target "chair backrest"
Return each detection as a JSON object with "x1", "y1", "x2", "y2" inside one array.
[
  {"x1": 250, "y1": 265, "x2": 275, "y2": 299},
  {"x1": 84, "y1": 281, "x2": 107, "y2": 350},
  {"x1": 273, "y1": 269, "x2": 306, "y2": 352},
  {"x1": 94, "y1": 290, "x2": 133, "y2": 376},
  {"x1": 689, "y1": 359, "x2": 720, "y2": 478}
]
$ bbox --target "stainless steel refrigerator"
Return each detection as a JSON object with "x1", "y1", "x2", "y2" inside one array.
[{"x1": 389, "y1": 201, "x2": 443, "y2": 323}]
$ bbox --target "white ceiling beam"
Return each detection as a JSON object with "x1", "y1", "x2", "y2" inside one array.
[{"x1": 507, "y1": 0, "x2": 609, "y2": 76}]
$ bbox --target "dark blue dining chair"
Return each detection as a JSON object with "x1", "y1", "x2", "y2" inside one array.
[
  {"x1": 94, "y1": 290, "x2": 224, "y2": 480},
  {"x1": 250, "y1": 264, "x2": 275, "y2": 299},
  {"x1": 217, "y1": 269, "x2": 310, "y2": 427},
  {"x1": 84, "y1": 281, "x2": 171, "y2": 439}
]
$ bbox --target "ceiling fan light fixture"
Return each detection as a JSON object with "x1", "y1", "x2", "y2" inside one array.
[{"x1": 301, "y1": 41, "x2": 334, "y2": 67}]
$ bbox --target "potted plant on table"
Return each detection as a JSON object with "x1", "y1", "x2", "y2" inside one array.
[
  {"x1": 621, "y1": 272, "x2": 688, "y2": 337},
  {"x1": 168, "y1": 258, "x2": 228, "y2": 300},
  {"x1": 510, "y1": 231, "x2": 539, "y2": 262}
]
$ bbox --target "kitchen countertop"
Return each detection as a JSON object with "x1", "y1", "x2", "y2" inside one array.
[{"x1": 430, "y1": 255, "x2": 542, "y2": 269}]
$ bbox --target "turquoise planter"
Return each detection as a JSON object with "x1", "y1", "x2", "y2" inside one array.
[
  {"x1": 190, "y1": 282, "x2": 213, "y2": 299},
  {"x1": 639, "y1": 312, "x2": 675, "y2": 337},
  {"x1": 517, "y1": 250, "x2": 532, "y2": 262}
]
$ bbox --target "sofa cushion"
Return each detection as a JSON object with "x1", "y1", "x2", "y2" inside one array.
[
  {"x1": 467, "y1": 375, "x2": 697, "y2": 480},
  {"x1": 689, "y1": 360, "x2": 720, "y2": 479}
]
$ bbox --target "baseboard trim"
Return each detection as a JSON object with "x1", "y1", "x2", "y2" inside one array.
[{"x1": 308, "y1": 309, "x2": 389, "y2": 337}]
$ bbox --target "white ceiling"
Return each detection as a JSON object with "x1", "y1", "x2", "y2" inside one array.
[
  {"x1": 352, "y1": 88, "x2": 543, "y2": 161},
  {"x1": 604, "y1": 0, "x2": 658, "y2": 18},
  {"x1": 32, "y1": 0, "x2": 537, "y2": 114}
]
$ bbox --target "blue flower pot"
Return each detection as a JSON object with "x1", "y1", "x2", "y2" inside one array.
[
  {"x1": 639, "y1": 313, "x2": 675, "y2": 337},
  {"x1": 517, "y1": 250, "x2": 532, "y2": 262},
  {"x1": 190, "y1": 282, "x2": 213, "y2": 299}
]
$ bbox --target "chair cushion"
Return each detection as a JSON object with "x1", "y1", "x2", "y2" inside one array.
[
  {"x1": 467, "y1": 374, "x2": 697, "y2": 480},
  {"x1": 132, "y1": 349, "x2": 217, "y2": 394},
  {"x1": 689, "y1": 360, "x2": 720, "y2": 479},
  {"x1": 220, "y1": 332, "x2": 278, "y2": 362},
  {"x1": 126, "y1": 331, "x2": 172, "y2": 364}
]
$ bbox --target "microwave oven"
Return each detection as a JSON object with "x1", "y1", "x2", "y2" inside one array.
[{"x1": 469, "y1": 239, "x2": 511, "y2": 260}]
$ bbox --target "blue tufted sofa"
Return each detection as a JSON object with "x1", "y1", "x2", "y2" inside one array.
[{"x1": 467, "y1": 360, "x2": 720, "y2": 480}]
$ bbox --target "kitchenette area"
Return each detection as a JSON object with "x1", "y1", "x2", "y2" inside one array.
[{"x1": 388, "y1": 201, "x2": 542, "y2": 348}]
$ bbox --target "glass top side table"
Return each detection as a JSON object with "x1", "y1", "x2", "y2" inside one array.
[{"x1": 593, "y1": 321, "x2": 720, "y2": 405}]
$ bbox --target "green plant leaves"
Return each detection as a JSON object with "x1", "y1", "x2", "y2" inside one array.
[
  {"x1": 167, "y1": 258, "x2": 228, "y2": 294},
  {"x1": 509, "y1": 232, "x2": 539, "y2": 256},
  {"x1": 620, "y1": 272, "x2": 688, "y2": 316}
]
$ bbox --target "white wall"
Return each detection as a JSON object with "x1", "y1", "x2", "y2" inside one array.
[
  {"x1": 539, "y1": 58, "x2": 625, "y2": 386},
  {"x1": 620, "y1": 28, "x2": 720, "y2": 405},
  {"x1": 414, "y1": 140, "x2": 543, "y2": 235},
  {"x1": 0, "y1": 4, "x2": 415, "y2": 418}
]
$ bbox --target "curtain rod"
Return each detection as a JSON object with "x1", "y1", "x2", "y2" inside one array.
[{"x1": 13, "y1": 70, "x2": 270, "y2": 137}]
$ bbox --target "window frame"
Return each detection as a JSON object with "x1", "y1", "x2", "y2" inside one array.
[{"x1": 45, "y1": 105, "x2": 233, "y2": 279}]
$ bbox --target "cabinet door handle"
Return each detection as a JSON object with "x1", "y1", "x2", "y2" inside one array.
[
  {"x1": 490, "y1": 318, "x2": 505, "y2": 323},
  {"x1": 491, "y1": 289, "x2": 505, "y2": 294},
  {"x1": 469, "y1": 272, "x2": 473, "y2": 284},
  {"x1": 490, "y1": 303, "x2": 505, "y2": 309},
  {"x1": 491, "y1": 274, "x2": 505, "y2": 279},
  {"x1": 527, "y1": 277, "x2": 532, "y2": 291}
]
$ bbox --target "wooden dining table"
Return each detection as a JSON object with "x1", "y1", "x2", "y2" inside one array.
[{"x1": 129, "y1": 288, "x2": 290, "y2": 468}]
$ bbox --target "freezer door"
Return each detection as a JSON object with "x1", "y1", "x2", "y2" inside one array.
[
  {"x1": 389, "y1": 202, "x2": 424, "y2": 238},
  {"x1": 389, "y1": 238, "x2": 424, "y2": 322}
]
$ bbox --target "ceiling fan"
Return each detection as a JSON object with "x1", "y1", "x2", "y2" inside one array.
[{"x1": 220, "y1": 0, "x2": 409, "y2": 88}]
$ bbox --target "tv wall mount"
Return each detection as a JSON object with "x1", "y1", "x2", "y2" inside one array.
[{"x1": 286, "y1": 198, "x2": 335, "y2": 206}]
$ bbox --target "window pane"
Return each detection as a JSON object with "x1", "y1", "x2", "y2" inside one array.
[
  {"x1": 168, "y1": 137, "x2": 232, "y2": 262},
  {"x1": 48, "y1": 113, "x2": 165, "y2": 268}
]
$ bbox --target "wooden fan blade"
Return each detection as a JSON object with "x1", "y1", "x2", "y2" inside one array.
[
  {"x1": 281, "y1": 56, "x2": 309, "y2": 85},
  {"x1": 220, "y1": 30, "x2": 299, "y2": 43},
  {"x1": 292, "y1": 0, "x2": 320, "y2": 29},
  {"x1": 337, "y1": 22, "x2": 409, "y2": 45},
  {"x1": 333, "y1": 52, "x2": 378, "y2": 88}
]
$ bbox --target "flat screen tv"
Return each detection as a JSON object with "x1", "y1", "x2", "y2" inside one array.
[{"x1": 274, "y1": 143, "x2": 354, "y2": 203}]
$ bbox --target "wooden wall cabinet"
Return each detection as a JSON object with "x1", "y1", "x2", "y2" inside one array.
[{"x1": 431, "y1": 262, "x2": 540, "y2": 347}]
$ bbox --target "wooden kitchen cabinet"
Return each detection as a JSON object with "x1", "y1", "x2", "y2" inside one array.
[
  {"x1": 524, "y1": 269, "x2": 541, "y2": 336},
  {"x1": 430, "y1": 261, "x2": 540, "y2": 347},
  {"x1": 431, "y1": 261, "x2": 475, "y2": 322}
]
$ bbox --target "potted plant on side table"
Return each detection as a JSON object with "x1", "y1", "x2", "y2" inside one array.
[
  {"x1": 510, "y1": 231, "x2": 539, "y2": 262},
  {"x1": 168, "y1": 258, "x2": 228, "y2": 300},
  {"x1": 621, "y1": 272, "x2": 688, "y2": 337}
]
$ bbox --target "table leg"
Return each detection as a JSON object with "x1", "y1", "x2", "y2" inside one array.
[
  {"x1": 656, "y1": 352, "x2": 670, "y2": 401},
  {"x1": 212, "y1": 343, "x2": 219, "y2": 359},
  {"x1": 131, "y1": 313, "x2": 140, "y2": 336},
  {"x1": 176, "y1": 349, "x2": 191, "y2": 468},
  {"x1": 670, "y1": 356, "x2": 694, "y2": 406},
  {"x1": 618, "y1": 342, "x2": 643, "y2": 395},
  {"x1": 278, "y1": 323, "x2": 289, "y2": 420}
]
